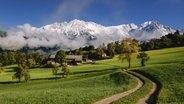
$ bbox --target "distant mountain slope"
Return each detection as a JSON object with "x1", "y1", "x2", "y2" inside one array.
[{"x1": 0, "y1": 19, "x2": 175, "y2": 51}]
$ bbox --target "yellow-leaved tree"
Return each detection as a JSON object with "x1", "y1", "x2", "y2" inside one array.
[{"x1": 118, "y1": 38, "x2": 140, "y2": 68}]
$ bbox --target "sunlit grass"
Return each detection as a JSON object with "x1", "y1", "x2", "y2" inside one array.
[{"x1": 0, "y1": 46, "x2": 184, "y2": 104}]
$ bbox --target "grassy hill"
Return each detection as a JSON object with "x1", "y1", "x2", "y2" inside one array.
[
  {"x1": 141, "y1": 47, "x2": 184, "y2": 103},
  {"x1": 0, "y1": 47, "x2": 184, "y2": 103},
  {"x1": 115, "y1": 47, "x2": 184, "y2": 104}
]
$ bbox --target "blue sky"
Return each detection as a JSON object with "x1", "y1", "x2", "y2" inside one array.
[{"x1": 0, "y1": 0, "x2": 183, "y2": 29}]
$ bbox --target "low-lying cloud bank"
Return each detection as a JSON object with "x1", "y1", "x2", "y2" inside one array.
[{"x1": 0, "y1": 20, "x2": 174, "y2": 51}]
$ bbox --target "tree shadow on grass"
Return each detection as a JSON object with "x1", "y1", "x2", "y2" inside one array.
[
  {"x1": 148, "y1": 61, "x2": 183, "y2": 66},
  {"x1": 54, "y1": 68, "x2": 117, "y2": 76},
  {"x1": 0, "y1": 81, "x2": 20, "y2": 84},
  {"x1": 0, "y1": 77, "x2": 62, "y2": 84},
  {"x1": 0, "y1": 68, "x2": 118, "y2": 85},
  {"x1": 3, "y1": 66, "x2": 17, "y2": 72}
]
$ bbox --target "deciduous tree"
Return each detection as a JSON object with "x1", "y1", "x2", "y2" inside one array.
[
  {"x1": 0, "y1": 63, "x2": 3, "y2": 74},
  {"x1": 106, "y1": 43, "x2": 115, "y2": 58},
  {"x1": 119, "y1": 38, "x2": 140, "y2": 68},
  {"x1": 62, "y1": 65, "x2": 70, "y2": 77},
  {"x1": 52, "y1": 63, "x2": 60, "y2": 78},
  {"x1": 137, "y1": 52, "x2": 150, "y2": 66},
  {"x1": 12, "y1": 64, "x2": 30, "y2": 82},
  {"x1": 55, "y1": 50, "x2": 66, "y2": 64}
]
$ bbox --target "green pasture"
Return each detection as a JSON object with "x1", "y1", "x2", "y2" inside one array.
[{"x1": 0, "y1": 47, "x2": 184, "y2": 103}]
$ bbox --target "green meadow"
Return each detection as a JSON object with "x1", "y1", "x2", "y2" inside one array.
[{"x1": 0, "y1": 47, "x2": 184, "y2": 104}]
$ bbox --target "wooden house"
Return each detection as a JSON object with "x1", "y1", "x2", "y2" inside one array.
[
  {"x1": 66, "y1": 55, "x2": 82, "y2": 65},
  {"x1": 47, "y1": 53, "x2": 82, "y2": 65}
]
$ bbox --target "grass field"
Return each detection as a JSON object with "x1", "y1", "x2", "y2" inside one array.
[
  {"x1": 140, "y1": 63, "x2": 184, "y2": 104},
  {"x1": 116, "y1": 47, "x2": 184, "y2": 103},
  {"x1": 0, "y1": 58, "x2": 137, "y2": 104},
  {"x1": 140, "y1": 47, "x2": 184, "y2": 104},
  {"x1": 0, "y1": 47, "x2": 184, "y2": 103},
  {"x1": 0, "y1": 71, "x2": 136, "y2": 104}
]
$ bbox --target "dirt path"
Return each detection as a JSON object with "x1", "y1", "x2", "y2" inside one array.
[
  {"x1": 132, "y1": 70, "x2": 160, "y2": 104},
  {"x1": 94, "y1": 72, "x2": 143, "y2": 104},
  {"x1": 136, "y1": 82, "x2": 156, "y2": 104}
]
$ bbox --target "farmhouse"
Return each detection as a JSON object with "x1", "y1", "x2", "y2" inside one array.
[
  {"x1": 47, "y1": 53, "x2": 60, "y2": 65},
  {"x1": 47, "y1": 53, "x2": 82, "y2": 65},
  {"x1": 66, "y1": 55, "x2": 83, "y2": 65},
  {"x1": 48, "y1": 53, "x2": 56, "y2": 61}
]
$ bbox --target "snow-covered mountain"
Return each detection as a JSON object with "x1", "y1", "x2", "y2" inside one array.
[
  {"x1": 129, "y1": 21, "x2": 175, "y2": 40},
  {"x1": 0, "y1": 19, "x2": 175, "y2": 51}
]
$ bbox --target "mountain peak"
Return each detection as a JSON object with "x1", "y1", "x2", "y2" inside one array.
[
  {"x1": 69, "y1": 19, "x2": 85, "y2": 24},
  {"x1": 141, "y1": 20, "x2": 161, "y2": 27}
]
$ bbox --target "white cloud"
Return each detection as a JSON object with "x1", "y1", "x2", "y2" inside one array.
[
  {"x1": 0, "y1": 20, "x2": 174, "y2": 51},
  {"x1": 0, "y1": 20, "x2": 128, "y2": 51}
]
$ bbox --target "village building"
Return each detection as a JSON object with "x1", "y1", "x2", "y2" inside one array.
[
  {"x1": 66, "y1": 55, "x2": 83, "y2": 65},
  {"x1": 47, "y1": 53, "x2": 82, "y2": 65}
]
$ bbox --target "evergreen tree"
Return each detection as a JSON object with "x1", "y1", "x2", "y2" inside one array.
[{"x1": 141, "y1": 30, "x2": 184, "y2": 51}]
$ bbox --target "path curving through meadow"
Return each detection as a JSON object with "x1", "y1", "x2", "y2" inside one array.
[
  {"x1": 132, "y1": 70, "x2": 161, "y2": 104},
  {"x1": 136, "y1": 81, "x2": 157, "y2": 104},
  {"x1": 94, "y1": 72, "x2": 144, "y2": 104}
]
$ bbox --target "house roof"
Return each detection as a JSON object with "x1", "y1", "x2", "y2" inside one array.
[
  {"x1": 48, "y1": 53, "x2": 56, "y2": 59},
  {"x1": 48, "y1": 53, "x2": 82, "y2": 62},
  {"x1": 66, "y1": 55, "x2": 82, "y2": 61}
]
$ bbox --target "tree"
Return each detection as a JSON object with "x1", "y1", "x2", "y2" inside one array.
[
  {"x1": 160, "y1": 36, "x2": 172, "y2": 48},
  {"x1": 31, "y1": 52, "x2": 44, "y2": 65},
  {"x1": 0, "y1": 52, "x2": 17, "y2": 65},
  {"x1": 7, "y1": 52, "x2": 16, "y2": 65},
  {"x1": 88, "y1": 50, "x2": 97, "y2": 60},
  {"x1": 137, "y1": 52, "x2": 150, "y2": 66},
  {"x1": 106, "y1": 43, "x2": 115, "y2": 58},
  {"x1": 0, "y1": 63, "x2": 3, "y2": 74},
  {"x1": 77, "y1": 47, "x2": 83, "y2": 55},
  {"x1": 62, "y1": 65, "x2": 70, "y2": 77},
  {"x1": 52, "y1": 63, "x2": 60, "y2": 78},
  {"x1": 118, "y1": 38, "x2": 140, "y2": 68},
  {"x1": 88, "y1": 45, "x2": 95, "y2": 50},
  {"x1": 2, "y1": 52, "x2": 9, "y2": 65},
  {"x1": 27, "y1": 58, "x2": 36, "y2": 68},
  {"x1": 82, "y1": 45, "x2": 94, "y2": 51},
  {"x1": 96, "y1": 44, "x2": 106, "y2": 59},
  {"x1": 18, "y1": 54, "x2": 35, "y2": 69},
  {"x1": 96, "y1": 47, "x2": 105, "y2": 59},
  {"x1": 115, "y1": 41, "x2": 122, "y2": 54},
  {"x1": 15, "y1": 52, "x2": 26, "y2": 64},
  {"x1": 55, "y1": 50, "x2": 66, "y2": 64},
  {"x1": 12, "y1": 64, "x2": 30, "y2": 82},
  {"x1": 141, "y1": 31, "x2": 184, "y2": 51}
]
